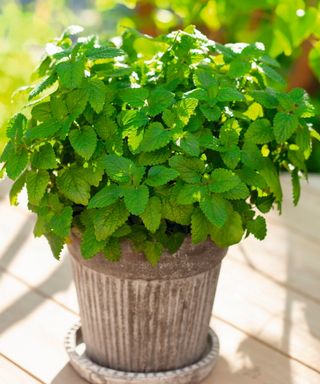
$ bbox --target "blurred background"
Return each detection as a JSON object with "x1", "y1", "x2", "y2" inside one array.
[{"x1": 0, "y1": 0, "x2": 319, "y2": 171}]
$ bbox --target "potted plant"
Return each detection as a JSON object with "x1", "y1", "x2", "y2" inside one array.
[{"x1": 0, "y1": 25, "x2": 316, "y2": 384}]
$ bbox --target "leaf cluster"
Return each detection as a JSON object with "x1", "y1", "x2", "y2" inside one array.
[{"x1": 0, "y1": 26, "x2": 316, "y2": 264}]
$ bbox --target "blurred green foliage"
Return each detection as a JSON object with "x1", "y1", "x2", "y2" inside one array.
[{"x1": 0, "y1": 0, "x2": 319, "y2": 169}]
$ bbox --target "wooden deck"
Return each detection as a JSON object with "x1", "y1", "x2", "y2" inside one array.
[{"x1": 0, "y1": 175, "x2": 319, "y2": 384}]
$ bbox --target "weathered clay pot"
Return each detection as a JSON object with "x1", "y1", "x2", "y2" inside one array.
[{"x1": 68, "y1": 230, "x2": 227, "y2": 373}]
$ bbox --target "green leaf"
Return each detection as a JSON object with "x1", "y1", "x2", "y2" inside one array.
[
  {"x1": 7, "y1": 113, "x2": 27, "y2": 141},
  {"x1": 273, "y1": 112, "x2": 299, "y2": 143},
  {"x1": 140, "y1": 196, "x2": 161, "y2": 233},
  {"x1": 31, "y1": 143, "x2": 57, "y2": 169},
  {"x1": 26, "y1": 118, "x2": 61, "y2": 140},
  {"x1": 95, "y1": 116, "x2": 118, "y2": 141},
  {"x1": 138, "y1": 148, "x2": 171, "y2": 166},
  {"x1": 222, "y1": 182, "x2": 250, "y2": 200},
  {"x1": 88, "y1": 184, "x2": 120, "y2": 208},
  {"x1": 81, "y1": 225, "x2": 105, "y2": 259},
  {"x1": 45, "y1": 232, "x2": 64, "y2": 259},
  {"x1": 221, "y1": 145, "x2": 241, "y2": 169},
  {"x1": 9, "y1": 171, "x2": 26, "y2": 205},
  {"x1": 81, "y1": 163, "x2": 105, "y2": 187},
  {"x1": 259, "y1": 64, "x2": 285, "y2": 85},
  {"x1": 26, "y1": 170, "x2": 49, "y2": 205},
  {"x1": 247, "y1": 216, "x2": 267, "y2": 240},
  {"x1": 177, "y1": 184, "x2": 204, "y2": 205},
  {"x1": 29, "y1": 73, "x2": 57, "y2": 100},
  {"x1": 50, "y1": 206, "x2": 73, "y2": 238},
  {"x1": 144, "y1": 241, "x2": 163, "y2": 266},
  {"x1": 209, "y1": 210, "x2": 244, "y2": 247},
  {"x1": 217, "y1": 87, "x2": 244, "y2": 102},
  {"x1": 200, "y1": 105, "x2": 221, "y2": 121},
  {"x1": 245, "y1": 119, "x2": 274, "y2": 144},
  {"x1": 191, "y1": 208, "x2": 210, "y2": 244},
  {"x1": 260, "y1": 158, "x2": 282, "y2": 203},
  {"x1": 6, "y1": 146, "x2": 28, "y2": 180},
  {"x1": 57, "y1": 167, "x2": 91, "y2": 205},
  {"x1": 102, "y1": 154, "x2": 135, "y2": 183},
  {"x1": 145, "y1": 166, "x2": 179, "y2": 187},
  {"x1": 241, "y1": 142, "x2": 265, "y2": 170},
  {"x1": 147, "y1": 88, "x2": 175, "y2": 116},
  {"x1": 176, "y1": 98, "x2": 198, "y2": 126},
  {"x1": 229, "y1": 59, "x2": 251, "y2": 78},
  {"x1": 209, "y1": 168, "x2": 241, "y2": 193},
  {"x1": 193, "y1": 69, "x2": 218, "y2": 89},
  {"x1": 250, "y1": 90, "x2": 278, "y2": 109},
  {"x1": 123, "y1": 185, "x2": 149, "y2": 215},
  {"x1": 138, "y1": 122, "x2": 171, "y2": 152},
  {"x1": 161, "y1": 195, "x2": 193, "y2": 225},
  {"x1": 169, "y1": 155, "x2": 205, "y2": 183},
  {"x1": 291, "y1": 169, "x2": 300, "y2": 206},
  {"x1": 120, "y1": 87, "x2": 149, "y2": 108},
  {"x1": 56, "y1": 59, "x2": 84, "y2": 88},
  {"x1": 65, "y1": 89, "x2": 88, "y2": 120},
  {"x1": 31, "y1": 102, "x2": 51, "y2": 121},
  {"x1": 93, "y1": 201, "x2": 129, "y2": 240},
  {"x1": 85, "y1": 78, "x2": 106, "y2": 113},
  {"x1": 179, "y1": 132, "x2": 200, "y2": 157},
  {"x1": 69, "y1": 126, "x2": 97, "y2": 160},
  {"x1": 199, "y1": 194, "x2": 230, "y2": 228},
  {"x1": 86, "y1": 46, "x2": 124, "y2": 59},
  {"x1": 237, "y1": 167, "x2": 267, "y2": 190},
  {"x1": 104, "y1": 238, "x2": 121, "y2": 262}
]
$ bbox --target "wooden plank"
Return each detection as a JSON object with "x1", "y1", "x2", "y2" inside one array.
[
  {"x1": 0, "y1": 198, "x2": 78, "y2": 314},
  {"x1": 205, "y1": 319, "x2": 320, "y2": 384},
  {"x1": 0, "y1": 354, "x2": 43, "y2": 384},
  {"x1": 0, "y1": 272, "x2": 78, "y2": 383},
  {"x1": 214, "y1": 257, "x2": 320, "y2": 372}
]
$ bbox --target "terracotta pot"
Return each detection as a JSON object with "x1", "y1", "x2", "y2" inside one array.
[{"x1": 68, "y1": 231, "x2": 227, "y2": 373}]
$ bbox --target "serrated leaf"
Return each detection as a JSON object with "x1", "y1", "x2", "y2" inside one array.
[
  {"x1": 250, "y1": 90, "x2": 278, "y2": 108},
  {"x1": 45, "y1": 232, "x2": 64, "y2": 259},
  {"x1": 200, "y1": 194, "x2": 230, "y2": 228},
  {"x1": 120, "y1": 87, "x2": 149, "y2": 108},
  {"x1": 241, "y1": 142, "x2": 265, "y2": 170},
  {"x1": 26, "y1": 118, "x2": 61, "y2": 140},
  {"x1": 177, "y1": 184, "x2": 204, "y2": 205},
  {"x1": 259, "y1": 64, "x2": 285, "y2": 85},
  {"x1": 193, "y1": 69, "x2": 218, "y2": 89},
  {"x1": 140, "y1": 196, "x2": 161, "y2": 233},
  {"x1": 65, "y1": 89, "x2": 88, "y2": 119},
  {"x1": 147, "y1": 88, "x2": 175, "y2": 116},
  {"x1": 31, "y1": 143, "x2": 57, "y2": 169},
  {"x1": 200, "y1": 105, "x2": 221, "y2": 121},
  {"x1": 7, "y1": 113, "x2": 27, "y2": 141},
  {"x1": 144, "y1": 241, "x2": 163, "y2": 266},
  {"x1": 176, "y1": 98, "x2": 198, "y2": 126},
  {"x1": 85, "y1": 78, "x2": 106, "y2": 113},
  {"x1": 145, "y1": 166, "x2": 179, "y2": 187},
  {"x1": 217, "y1": 87, "x2": 244, "y2": 102},
  {"x1": 93, "y1": 201, "x2": 129, "y2": 240},
  {"x1": 222, "y1": 182, "x2": 250, "y2": 200},
  {"x1": 31, "y1": 102, "x2": 51, "y2": 121},
  {"x1": 209, "y1": 210, "x2": 244, "y2": 247},
  {"x1": 291, "y1": 169, "x2": 300, "y2": 206},
  {"x1": 137, "y1": 148, "x2": 170, "y2": 166},
  {"x1": 5, "y1": 146, "x2": 28, "y2": 180},
  {"x1": 138, "y1": 122, "x2": 171, "y2": 152},
  {"x1": 81, "y1": 225, "x2": 105, "y2": 259},
  {"x1": 191, "y1": 209, "x2": 210, "y2": 244},
  {"x1": 237, "y1": 167, "x2": 267, "y2": 190},
  {"x1": 88, "y1": 184, "x2": 120, "y2": 208},
  {"x1": 104, "y1": 238, "x2": 121, "y2": 262},
  {"x1": 161, "y1": 195, "x2": 193, "y2": 225},
  {"x1": 221, "y1": 145, "x2": 241, "y2": 169},
  {"x1": 57, "y1": 167, "x2": 91, "y2": 205},
  {"x1": 260, "y1": 158, "x2": 282, "y2": 203},
  {"x1": 81, "y1": 163, "x2": 105, "y2": 187},
  {"x1": 56, "y1": 59, "x2": 84, "y2": 88},
  {"x1": 179, "y1": 132, "x2": 200, "y2": 157},
  {"x1": 95, "y1": 116, "x2": 118, "y2": 140},
  {"x1": 247, "y1": 216, "x2": 267, "y2": 240},
  {"x1": 26, "y1": 170, "x2": 49, "y2": 205},
  {"x1": 273, "y1": 112, "x2": 299, "y2": 143},
  {"x1": 169, "y1": 155, "x2": 205, "y2": 183},
  {"x1": 29, "y1": 73, "x2": 57, "y2": 100},
  {"x1": 102, "y1": 154, "x2": 135, "y2": 183},
  {"x1": 50, "y1": 206, "x2": 73, "y2": 238},
  {"x1": 229, "y1": 59, "x2": 251, "y2": 78},
  {"x1": 209, "y1": 168, "x2": 241, "y2": 193},
  {"x1": 69, "y1": 126, "x2": 97, "y2": 160},
  {"x1": 9, "y1": 171, "x2": 26, "y2": 205},
  {"x1": 86, "y1": 46, "x2": 124, "y2": 59},
  {"x1": 123, "y1": 185, "x2": 149, "y2": 215},
  {"x1": 245, "y1": 119, "x2": 274, "y2": 144}
]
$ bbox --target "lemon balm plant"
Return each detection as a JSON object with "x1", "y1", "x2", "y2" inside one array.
[
  {"x1": 0, "y1": 26, "x2": 317, "y2": 383},
  {"x1": 0, "y1": 26, "x2": 315, "y2": 263}
]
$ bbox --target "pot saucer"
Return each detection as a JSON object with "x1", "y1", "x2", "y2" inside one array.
[{"x1": 65, "y1": 321, "x2": 219, "y2": 384}]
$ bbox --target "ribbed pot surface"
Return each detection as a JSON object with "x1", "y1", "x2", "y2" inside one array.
[{"x1": 69, "y1": 233, "x2": 226, "y2": 373}]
